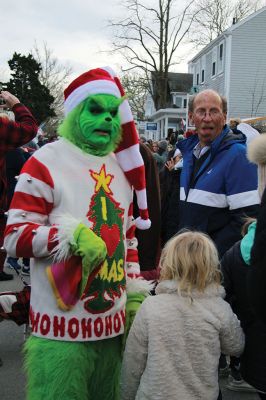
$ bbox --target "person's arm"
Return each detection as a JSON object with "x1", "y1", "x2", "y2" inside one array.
[
  {"x1": 225, "y1": 145, "x2": 259, "y2": 217},
  {"x1": 0, "y1": 91, "x2": 38, "y2": 150},
  {"x1": 220, "y1": 301, "x2": 245, "y2": 357},
  {"x1": 215, "y1": 205, "x2": 258, "y2": 256},
  {"x1": 4, "y1": 153, "x2": 107, "y2": 273},
  {"x1": 215, "y1": 146, "x2": 259, "y2": 255},
  {"x1": 221, "y1": 246, "x2": 236, "y2": 304},
  {"x1": 120, "y1": 300, "x2": 149, "y2": 400},
  {"x1": 4, "y1": 155, "x2": 58, "y2": 258},
  {"x1": 123, "y1": 205, "x2": 154, "y2": 345}
]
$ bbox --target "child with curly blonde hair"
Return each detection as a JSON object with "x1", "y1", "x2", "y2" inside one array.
[{"x1": 121, "y1": 231, "x2": 244, "y2": 400}]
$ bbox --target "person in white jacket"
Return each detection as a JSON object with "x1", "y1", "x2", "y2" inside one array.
[{"x1": 121, "y1": 231, "x2": 245, "y2": 400}]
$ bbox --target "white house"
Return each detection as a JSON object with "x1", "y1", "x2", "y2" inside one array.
[
  {"x1": 144, "y1": 72, "x2": 193, "y2": 140},
  {"x1": 188, "y1": 6, "x2": 266, "y2": 120}
]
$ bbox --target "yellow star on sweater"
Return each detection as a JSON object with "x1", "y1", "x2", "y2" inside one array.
[{"x1": 90, "y1": 165, "x2": 113, "y2": 194}]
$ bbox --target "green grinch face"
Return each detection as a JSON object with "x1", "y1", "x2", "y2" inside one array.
[
  {"x1": 78, "y1": 94, "x2": 122, "y2": 155},
  {"x1": 58, "y1": 94, "x2": 123, "y2": 156}
]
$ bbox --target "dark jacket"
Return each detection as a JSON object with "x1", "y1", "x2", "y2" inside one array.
[
  {"x1": 134, "y1": 144, "x2": 161, "y2": 273},
  {"x1": 221, "y1": 241, "x2": 254, "y2": 330},
  {"x1": 152, "y1": 151, "x2": 167, "y2": 173},
  {"x1": 6, "y1": 148, "x2": 29, "y2": 208},
  {"x1": 249, "y1": 188, "x2": 266, "y2": 323},
  {"x1": 177, "y1": 125, "x2": 259, "y2": 256},
  {"x1": 221, "y1": 227, "x2": 266, "y2": 392},
  {"x1": 0, "y1": 104, "x2": 38, "y2": 212},
  {"x1": 160, "y1": 150, "x2": 181, "y2": 245}
]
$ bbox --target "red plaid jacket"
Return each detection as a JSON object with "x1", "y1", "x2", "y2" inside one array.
[
  {"x1": 0, "y1": 104, "x2": 38, "y2": 211},
  {"x1": 0, "y1": 286, "x2": 30, "y2": 325}
]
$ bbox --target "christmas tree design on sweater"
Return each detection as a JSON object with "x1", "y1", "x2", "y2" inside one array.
[{"x1": 81, "y1": 164, "x2": 126, "y2": 314}]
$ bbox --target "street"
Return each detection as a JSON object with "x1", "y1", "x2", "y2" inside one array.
[{"x1": 0, "y1": 272, "x2": 259, "y2": 400}]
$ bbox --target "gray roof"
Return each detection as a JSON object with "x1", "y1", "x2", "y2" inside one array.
[
  {"x1": 151, "y1": 71, "x2": 193, "y2": 92},
  {"x1": 167, "y1": 72, "x2": 193, "y2": 92}
]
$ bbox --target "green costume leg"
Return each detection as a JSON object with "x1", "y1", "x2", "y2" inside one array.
[
  {"x1": 24, "y1": 335, "x2": 121, "y2": 400},
  {"x1": 89, "y1": 335, "x2": 122, "y2": 400}
]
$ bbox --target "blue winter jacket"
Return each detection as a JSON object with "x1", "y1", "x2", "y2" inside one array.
[{"x1": 177, "y1": 125, "x2": 260, "y2": 256}]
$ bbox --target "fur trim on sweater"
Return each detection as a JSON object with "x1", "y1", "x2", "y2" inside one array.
[
  {"x1": 248, "y1": 134, "x2": 266, "y2": 165},
  {"x1": 126, "y1": 277, "x2": 155, "y2": 295},
  {"x1": 51, "y1": 215, "x2": 81, "y2": 261}
]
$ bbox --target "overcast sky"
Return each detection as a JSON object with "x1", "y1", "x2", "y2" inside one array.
[{"x1": 0, "y1": 0, "x2": 190, "y2": 83}]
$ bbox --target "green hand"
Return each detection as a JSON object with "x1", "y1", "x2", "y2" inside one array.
[
  {"x1": 122, "y1": 292, "x2": 146, "y2": 352},
  {"x1": 71, "y1": 223, "x2": 107, "y2": 293}
]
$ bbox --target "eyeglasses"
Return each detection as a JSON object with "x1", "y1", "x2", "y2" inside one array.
[{"x1": 194, "y1": 109, "x2": 222, "y2": 118}]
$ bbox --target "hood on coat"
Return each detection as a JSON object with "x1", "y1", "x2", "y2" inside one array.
[
  {"x1": 247, "y1": 134, "x2": 266, "y2": 166},
  {"x1": 155, "y1": 280, "x2": 225, "y2": 298}
]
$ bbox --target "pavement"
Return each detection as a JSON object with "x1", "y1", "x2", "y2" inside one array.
[
  {"x1": 0, "y1": 270, "x2": 28, "y2": 400},
  {"x1": 0, "y1": 269, "x2": 260, "y2": 400}
]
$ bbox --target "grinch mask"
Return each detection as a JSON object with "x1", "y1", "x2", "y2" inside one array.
[{"x1": 59, "y1": 94, "x2": 123, "y2": 156}]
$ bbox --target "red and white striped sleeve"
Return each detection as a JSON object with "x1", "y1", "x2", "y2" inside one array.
[
  {"x1": 4, "y1": 156, "x2": 58, "y2": 258},
  {"x1": 125, "y1": 202, "x2": 140, "y2": 279}
]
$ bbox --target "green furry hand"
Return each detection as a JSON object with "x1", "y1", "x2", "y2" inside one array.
[
  {"x1": 71, "y1": 223, "x2": 107, "y2": 293},
  {"x1": 122, "y1": 292, "x2": 146, "y2": 352}
]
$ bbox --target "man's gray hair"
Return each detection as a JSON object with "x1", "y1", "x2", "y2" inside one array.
[{"x1": 188, "y1": 91, "x2": 227, "y2": 114}]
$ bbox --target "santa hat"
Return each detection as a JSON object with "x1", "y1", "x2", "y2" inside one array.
[
  {"x1": 64, "y1": 67, "x2": 151, "y2": 230},
  {"x1": 247, "y1": 134, "x2": 266, "y2": 199}
]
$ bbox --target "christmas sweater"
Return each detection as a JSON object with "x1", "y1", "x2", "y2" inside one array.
[{"x1": 4, "y1": 138, "x2": 140, "y2": 341}]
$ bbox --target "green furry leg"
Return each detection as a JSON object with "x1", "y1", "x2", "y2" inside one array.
[
  {"x1": 24, "y1": 335, "x2": 121, "y2": 400},
  {"x1": 89, "y1": 335, "x2": 122, "y2": 400}
]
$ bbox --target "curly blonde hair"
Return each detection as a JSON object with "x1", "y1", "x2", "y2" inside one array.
[{"x1": 159, "y1": 231, "x2": 221, "y2": 294}]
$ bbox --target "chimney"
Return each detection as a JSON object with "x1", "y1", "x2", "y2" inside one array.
[{"x1": 233, "y1": 17, "x2": 236, "y2": 24}]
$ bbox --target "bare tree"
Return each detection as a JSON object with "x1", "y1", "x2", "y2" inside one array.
[
  {"x1": 32, "y1": 42, "x2": 73, "y2": 133},
  {"x1": 250, "y1": 74, "x2": 266, "y2": 117},
  {"x1": 190, "y1": 0, "x2": 262, "y2": 48},
  {"x1": 109, "y1": 0, "x2": 200, "y2": 110},
  {"x1": 121, "y1": 72, "x2": 149, "y2": 120}
]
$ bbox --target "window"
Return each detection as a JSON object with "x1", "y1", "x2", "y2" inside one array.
[
  {"x1": 212, "y1": 62, "x2": 216, "y2": 76},
  {"x1": 183, "y1": 98, "x2": 187, "y2": 108},
  {"x1": 201, "y1": 69, "x2": 205, "y2": 83},
  {"x1": 175, "y1": 97, "x2": 182, "y2": 108},
  {"x1": 194, "y1": 62, "x2": 200, "y2": 86},
  {"x1": 211, "y1": 46, "x2": 217, "y2": 77},
  {"x1": 218, "y1": 42, "x2": 224, "y2": 73},
  {"x1": 219, "y1": 43, "x2": 223, "y2": 61}
]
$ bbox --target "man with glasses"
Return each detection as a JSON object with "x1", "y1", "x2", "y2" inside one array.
[{"x1": 177, "y1": 89, "x2": 259, "y2": 257}]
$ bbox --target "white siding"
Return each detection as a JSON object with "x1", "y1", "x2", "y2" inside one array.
[
  {"x1": 189, "y1": 40, "x2": 226, "y2": 95},
  {"x1": 188, "y1": 7, "x2": 266, "y2": 119},
  {"x1": 229, "y1": 9, "x2": 266, "y2": 118}
]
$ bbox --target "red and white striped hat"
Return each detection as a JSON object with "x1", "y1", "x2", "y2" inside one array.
[{"x1": 64, "y1": 67, "x2": 151, "y2": 230}]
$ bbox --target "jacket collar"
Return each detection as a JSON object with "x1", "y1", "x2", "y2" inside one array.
[{"x1": 178, "y1": 124, "x2": 246, "y2": 157}]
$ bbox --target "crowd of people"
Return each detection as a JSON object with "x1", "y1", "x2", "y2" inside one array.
[{"x1": 0, "y1": 80, "x2": 266, "y2": 400}]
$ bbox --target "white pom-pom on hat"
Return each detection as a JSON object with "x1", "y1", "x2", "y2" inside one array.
[{"x1": 248, "y1": 134, "x2": 266, "y2": 198}]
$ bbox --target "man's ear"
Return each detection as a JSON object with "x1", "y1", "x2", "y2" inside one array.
[
  {"x1": 188, "y1": 111, "x2": 194, "y2": 126},
  {"x1": 223, "y1": 112, "x2": 227, "y2": 124}
]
